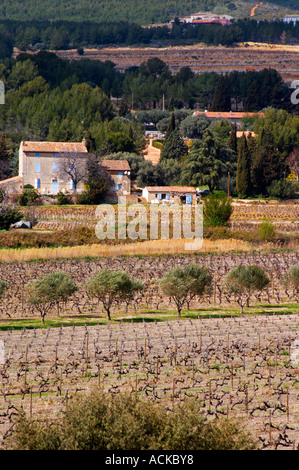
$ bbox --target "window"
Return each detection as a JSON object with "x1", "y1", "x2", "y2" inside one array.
[
  {"x1": 115, "y1": 183, "x2": 122, "y2": 191},
  {"x1": 69, "y1": 180, "x2": 74, "y2": 190},
  {"x1": 53, "y1": 161, "x2": 58, "y2": 173},
  {"x1": 118, "y1": 170, "x2": 123, "y2": 177},
  {"x1": 35, "y1": 152, "x2": 40, "y2": 157},
  {"x1": 34, "y1": 178, "x2": 40, "y2": 189},
  {"x1": 186, "y1": 194, "x2": 192, "y2": 204},
  {"x1": 35, "y1": 161, "x2": 40, "y2": 173},
  {"x1": 53, "y1": 152, "x2": 58, "y2": 158}
]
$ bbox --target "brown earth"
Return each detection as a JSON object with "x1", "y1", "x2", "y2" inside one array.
[{"x1": 15, "y1": 43, "x2": 299, "y2": 82}]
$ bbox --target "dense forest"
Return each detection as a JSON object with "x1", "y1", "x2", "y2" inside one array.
[
  {"x1": 0, "y1": 0, "x2": 298, "y2": 24},
  {"x1": 1, "y1": 17, "x2": 299, "y2": 57},
  {"x1": 0, "y1": 50, "x2": 298, "y2": 198}
]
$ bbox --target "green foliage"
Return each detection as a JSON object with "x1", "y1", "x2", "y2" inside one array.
[
  {"x1": 0, "y1": 206, "x2": 23, "y2": 230},
  {"x1": 282, "y1": 265, "x2": 299, "y2": 302},
  {"x1": 85, "y1": 269, "x2": 143, "y2": 320},
  {"x1": 236, "y1": 134, "x2": 251, "y2": 198},
  {"x1": 224, "y1": 264, "x2": 270, "y2": 313},
  {"x1": 160, "y1": 114, "x2": 187, "y2": 162},
  {"x1": 10, "y1": 388, "x2": 256, "y2": 450},
  {"x1": 56, "y1": 191, "x2": 71, "y2": 205},
  {"x1": 203, "y1": 193, "x2": 233, "y2": 227},
  {"x1": 258, "y1": 219, "x2": 276, "y2": 241},
  {"x1": 159, "y1": 264, "x2": 212, "y2": 316},
  {"x1": 266, "y1": 179, "x2": 299, "y2": 199},
  {"x1": 25, "y1": 271, "x2": 77, "y2": 322},
  {"x1": 180, "y1": 130, "x2": 235, "y2": 192},
  {"x1": 18, "y1": 188, "x2": 39, "y2": 206},
  {"x1": 209, "y1": 74, "x2": 231, "y2": 112}
]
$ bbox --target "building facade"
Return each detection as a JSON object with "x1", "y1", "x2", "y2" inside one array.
[
  {"x1": 142, "y1": 186, "x2": 197, "y2": 204},
  {"x1": 0, "y1": 141, "x2": 131, "y2": 200}
]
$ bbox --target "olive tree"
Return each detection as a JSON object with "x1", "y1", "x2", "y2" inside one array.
[
  {"x1": 85, "y1": 269, "x2": 143, "y2": 321},
  {"x1": 282, "y1": 265, "x2": 299, "y2": 303},
  {"x1": 224, "y1": 265, "x2": 270, "y2": 314},
  {"x1": 159, "y1": 264, "x2": 212, "y2": 316},
  {"x1": 25, "y1": 271, "x2": 77, "y2": 324}
]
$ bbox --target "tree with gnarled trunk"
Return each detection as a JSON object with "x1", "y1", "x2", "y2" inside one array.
[
  {"x1": 224, "y1": 264, "x2": 270, "y2": 314},
  {"x1": 85, "y1": 269, "x2": 143, "y2": 321}
]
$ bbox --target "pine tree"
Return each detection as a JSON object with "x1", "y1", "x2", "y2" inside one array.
[
  {"x1": 209, "y1": 74, "x2": 231, "y2": 112},
  {"x1": 160, "y1": 113, "x2": 187, "y2": 162},
  {"x1": 236, "y1": 134, "x2": 251, "y2": 198}
]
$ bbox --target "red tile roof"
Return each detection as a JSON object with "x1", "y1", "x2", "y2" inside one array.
[
  {"x1": 101, "y1": 159, "x2": 131, "y2": 171},
  {"x1": 21, "y1": 141, "x2": 88, "y2": 153},
  {"x1": 194, "y1": 111, "x2": 264, "y2": 119},
  {"x1": 145, "y1": 186, "x2": 196, "y2": 193}
]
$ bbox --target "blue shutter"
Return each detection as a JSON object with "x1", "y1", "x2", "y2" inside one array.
[
  {"x1": 35, "y1": 152, "x2": 40, "y2": 157},
  {"x1": 118, "y1": 170, "x2": 123, "y2": 176},
  {"x1": 186, "y1": 194, "x2": 192, "y2": 204},
  {"x1": 158, "y1": 193, "x2": 162, "y2": 200},
  {"x1": 53, "y1": 162, "x2": 58, "y2": 172},
  {"x1": 53, "y1": 152, "x2": 58, "y2": 158},
  {"x1": 166, "y1": 193, "x2": 170, "y2": 200},
  {"x1": 35, "y1": 161, "x2": 40, "y2": 172},
  {"x1": 34, "y1": 178, "x2": 40, "y2": 189}
]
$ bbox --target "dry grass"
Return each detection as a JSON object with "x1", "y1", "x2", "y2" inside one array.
[{"x1": 0, "y1": 238, "x2": 257, "y2": 263}]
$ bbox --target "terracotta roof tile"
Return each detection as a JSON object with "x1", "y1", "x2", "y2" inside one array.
[
  {"x1": 194, "y1": 111, "x2": 264, "y2": 119},
  {"x1": 22, "y1": 141, "x2": 88, "y2": 153},
  {"x1": 144, "y1": 186, "x2": 196, "y2": 193},
  {"x1": 101, "y1": 160, "x2": 131, "y2": 171}
]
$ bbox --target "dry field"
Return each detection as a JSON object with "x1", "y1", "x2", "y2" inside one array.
[
  {"x1": 21, "y1": 200, "x2": 299, "y2": 233},
  {"x1": 0, "y1": 250, "x2": 298, "y2": 449},
  {"x1": 33, "y1": 43, "x2": 299, "y2": 82}
]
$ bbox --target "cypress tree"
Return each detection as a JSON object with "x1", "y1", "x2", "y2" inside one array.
[
  {"x1": 209, "y1": 74, "x2": 231, "y2": 112},
  {"x1": 236, "y1": 134, "x2": 251, "y2": 198},
  {"x1": 228, "y1": 123, "x2": 238, "y2": 153},
  {"x1": 251, "y1": 130, "x2": 286, "y2": 195}
]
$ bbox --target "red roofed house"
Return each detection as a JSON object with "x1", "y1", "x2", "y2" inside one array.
[
  {"x1": 193, "y1": 111, "x2": 264, "y2": 127},
  {"x1": 142, "y1": 186, "x2": 196, "y2": 204}
]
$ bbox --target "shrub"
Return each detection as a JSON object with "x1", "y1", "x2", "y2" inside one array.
[
  {"x1": 0, "y1": 206, "x2": 23, "y2": 230},
  {"x1": 10, "y1": 389, "x2": 256, "y2": 450},
  {"x1": 203, "y1": 193, "x2": 233, "y2": 227},
  {"x1": 57, "y1": 191, "x2": 71, "y2": 205},
  {"x1": 258, "y1": 219, "x2": 276, "y2": 241},
  {"x1": 18, "y1": 188, "x2": 39, "y2": 206}
]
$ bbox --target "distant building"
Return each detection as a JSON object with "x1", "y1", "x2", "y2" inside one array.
[
  {"x1": 18, "y1": 140, "x2": 88, "y2": 194},
  {"x1": 284, "y1": 15, "x2": 299, "y2": 25},
  {"x1": 193, "y1": 111, "x2": 264, "y2": 127},
  {"x1": 142, "y1": 186, "x2": 197, "y2": 204},
  {"x1": 101, "y1": 159, "x2": 131, "y2": 198},
  {"x1": 0, "y1": 141, "x2": 131, "y2": 200},
  {"x1": 173, "y1": 12, "x2": 233, "y2": 26}
]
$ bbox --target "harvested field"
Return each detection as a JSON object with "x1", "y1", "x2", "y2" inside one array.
[{"x1": 28, "y1": 43, "x2": 299, "y2": 82}]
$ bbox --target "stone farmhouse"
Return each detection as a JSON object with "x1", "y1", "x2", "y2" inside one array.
[
  {"x1": 0, "y1": 140, "x2": 131, "y2": 200},
  {"x1": 142, "y1": 186, "x2": 197, "y2": 205}
]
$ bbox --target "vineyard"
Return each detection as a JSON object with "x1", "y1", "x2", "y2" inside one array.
[
  {"x1": 20, "y1": 201, "x2": 299, "y2": 233},
  {"x1": 0, "y1": 250, "x2": 298, "y2": 450},
  {"x1": 47, "y1": 43, "x2": 299, "y2": 82}
]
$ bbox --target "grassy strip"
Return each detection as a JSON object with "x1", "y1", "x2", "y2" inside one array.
[{"x1": 0, "y1": 303, "x2": 298, "y2": 331}]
